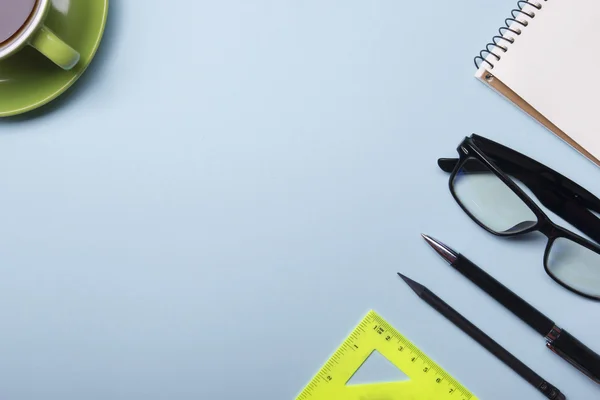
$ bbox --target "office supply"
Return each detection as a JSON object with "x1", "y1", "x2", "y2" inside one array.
[
  {"x1": 473, "y1": 0, "x2": 600, "y2": 166},
  {"x1": 439, "y1": 134, "x2": 600, "y2": 299},
  {"x1": 398, "y1": 273, "x2": 566, "y2": 400},
  {"x1": 296, "y1": 310, "x2": 477, "y2": 400},
  {"x1": 422, "y1": 233, "x2": 600, "y2": 384}
]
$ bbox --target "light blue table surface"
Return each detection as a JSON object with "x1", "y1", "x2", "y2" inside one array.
[{"x1": 1, "y1": 1, "x2": 599, "y2": 399}]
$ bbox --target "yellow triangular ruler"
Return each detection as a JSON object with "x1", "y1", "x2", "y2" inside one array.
[{"x1": 296, "y1": 310, "x2": 478, "y2": 400}]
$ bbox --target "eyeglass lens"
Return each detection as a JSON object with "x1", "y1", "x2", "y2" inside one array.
[
  {"x1": 453, "y1": 157, "x2": 600, "y2": 298},
  {"x1": 452, "y1": 158, "x2": 538, "y2": 235},
  {"x1": 547, "y1": 237, "x2": 600, "y2": 298}
]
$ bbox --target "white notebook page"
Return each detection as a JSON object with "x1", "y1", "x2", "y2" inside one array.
[{"x1": 476, "y1": 0, "x2": 600, "y2": 160}]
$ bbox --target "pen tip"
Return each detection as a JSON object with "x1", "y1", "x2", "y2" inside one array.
[
  {"x1": 421, "y1": 234, "x2": 458, "y2": 264},
  {"x1": 397, "y1": 272, "x2": 426, "y2": 295},
  {"x1": 421, "y1": 233, "x2": 437, "y2": 245}
]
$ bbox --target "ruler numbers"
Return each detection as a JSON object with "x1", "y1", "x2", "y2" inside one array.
[
  {"x1": 371, "y1": 317, "x2": 472, "y2": 400},
  {"x1": 296, "y1": 311, "x2": 476, "y2": 400}
]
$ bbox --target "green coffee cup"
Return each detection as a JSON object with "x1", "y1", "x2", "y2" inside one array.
[{"x1": 0, "y1": 0, "x2": 80, "y2": 70}]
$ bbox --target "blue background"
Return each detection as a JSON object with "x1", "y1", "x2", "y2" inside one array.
[{"x1": 1, "y1": 0, "x2": 599, "y2": 399}]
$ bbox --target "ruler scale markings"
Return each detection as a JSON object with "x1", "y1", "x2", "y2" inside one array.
[{"x1": 296, "y1": 311, "x2": 478, "y2": 400}]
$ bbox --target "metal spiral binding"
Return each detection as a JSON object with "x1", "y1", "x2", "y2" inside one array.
[{"x1": 474, "y1": 0, "x2": 548, "y2": 69}]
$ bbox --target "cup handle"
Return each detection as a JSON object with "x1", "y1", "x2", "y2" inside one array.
[{"x1": 29, "y1": 25, "x2": 80, "y2": 70}]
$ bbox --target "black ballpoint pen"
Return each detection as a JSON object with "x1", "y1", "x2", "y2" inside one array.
[
  {"x1": 422, "y1": 233, "x2": 600, "y2": 384},
  {"x1": 398, "y1": 273, "x2": 566, "y2": 400}
]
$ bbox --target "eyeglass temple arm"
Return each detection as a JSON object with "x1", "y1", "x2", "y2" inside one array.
[
  {"x1": 563, "y1": 202, "x2": 600, "y2": 245},
  {"x1": 437, "y1": 156, "x2": 591, "y2": 204},
  {"x1": 439, "y1": 158, "x2": 524, "y2": 174},
  {"x1": 438, "y1": 153, "x2": 600, "y2": 213},
  {"x1": 438, "y1": 157, "x2": 538, "y2": 186},
  {"x1": 437, "y1": 155, "x2": 600, "y2": 213},
  {"x1": 471, "y1": 134, "x2": 600, "y2": 213},
  {"x1": 438, "y1": 157, "x2": 600, "y2": 244}
]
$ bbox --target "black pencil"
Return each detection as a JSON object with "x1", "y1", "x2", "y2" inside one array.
[{"x1": 398, "y1": 272, "x2": 565, "y2": 400}]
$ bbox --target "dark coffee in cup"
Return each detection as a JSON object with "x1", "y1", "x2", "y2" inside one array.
[{"x1": 0, "y1": 0, "x2": 37, "y2": 44}]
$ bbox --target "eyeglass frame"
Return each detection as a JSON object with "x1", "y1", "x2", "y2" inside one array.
[
  {"x1": 438, "y1": 134, "x2": 600, "y2": 245},
  {"x1": 444, "y1": 134, "x2": 600, "y2": 300}
]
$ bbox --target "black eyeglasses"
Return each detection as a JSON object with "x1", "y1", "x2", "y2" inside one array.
[{"x1": 439, "y1": 134, "x2": 600, "y2": 300}]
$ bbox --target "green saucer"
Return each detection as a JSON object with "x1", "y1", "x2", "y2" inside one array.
[{"x1": 0, "y1": 0, "x2": 109, "y2": 117}]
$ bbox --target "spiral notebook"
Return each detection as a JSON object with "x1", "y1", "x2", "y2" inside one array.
[{"x1": 475, "y1": 0, "x2": 600, "y2": 166}]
